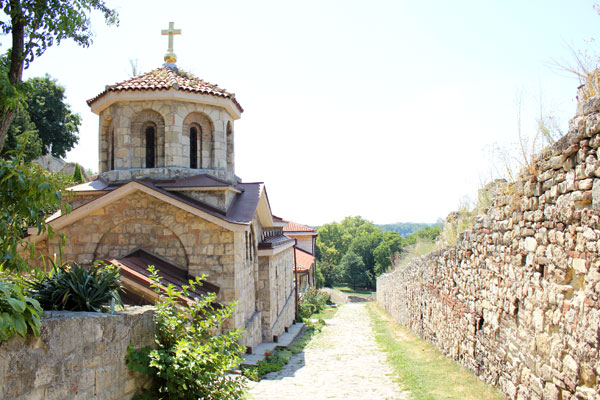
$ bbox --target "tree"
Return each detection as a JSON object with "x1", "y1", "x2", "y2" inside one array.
[
  {"x1": 72, "y1": 163, "x2": 84, "y2": 183},
  {"x1": 373, "y1": 231, "x2": 404, "y2": 277},
  {"x1": 341, "y1": 251, "x2": 367, "y2": 290},
  {"x1": 0, "y1": 0, "x2": 119, "y2": 151},
  {"x1": 1, "y1": 105, "x2": 42, "y2": 161},
  {"x1": 23, "y1": 76, "x2": 81, "y2": 157},
  {"x1": 0, "y1": 153, "x2": 71, "y2": 272}
]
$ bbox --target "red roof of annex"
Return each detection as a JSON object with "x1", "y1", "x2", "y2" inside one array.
[
  {"x1": 295, "y1": 248, "x2": 315, "y2": 272},
  {"x1": 284, "y1": 221, "x2": 317, "y2": 233},
  {"x1": 87, "y1": 67, "x2": 243, "y2": 113}
]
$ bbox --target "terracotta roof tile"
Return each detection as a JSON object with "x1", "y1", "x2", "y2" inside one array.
[
  {"x1": 87, "y1": 67, "x2": 243, "y2": 113},
  {"x1": 295, "y1": 247, "x2": 315, "y2": 272},
  {"x1": 284, "y1": 221, "x2": 317, "y2": 233}
]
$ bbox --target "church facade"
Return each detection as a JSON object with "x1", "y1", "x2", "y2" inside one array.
[{"x1": 27, "y1": 31, "x2": 297, "y2": 349}]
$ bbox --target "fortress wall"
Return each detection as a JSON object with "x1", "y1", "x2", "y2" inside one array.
[{"x1": 377, "y1": 89, "x2": 600, "y2": 400}]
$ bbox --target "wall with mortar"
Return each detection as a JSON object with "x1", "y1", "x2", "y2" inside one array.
[
  {"x1": 0, "y1": 307, "x2": 155, "y2": 400},
  {"x1": 377, "y1": 89, "x2": 600, "y2": 400}
]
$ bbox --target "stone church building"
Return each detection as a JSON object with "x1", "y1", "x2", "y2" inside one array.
[{"x1": 27, "y1": 26, "x2": 297, "y2": 349}]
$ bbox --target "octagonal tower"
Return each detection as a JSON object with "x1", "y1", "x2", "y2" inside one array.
[{"x1": 87, "y1": 65, "x2": 242, "y2": 184}]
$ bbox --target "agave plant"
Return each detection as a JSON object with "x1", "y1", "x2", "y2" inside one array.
[{"x1": 28, "y1": 255, "x2": 123, "y2": 313}]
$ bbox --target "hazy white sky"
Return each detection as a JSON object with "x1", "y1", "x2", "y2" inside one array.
[{"x1": 2, "y1": 0, "x2": 599, "y2": 226}]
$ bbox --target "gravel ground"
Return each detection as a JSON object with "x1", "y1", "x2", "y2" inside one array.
[{"x1": 245, "y1": 302, "x2": 409, "y2": 400}]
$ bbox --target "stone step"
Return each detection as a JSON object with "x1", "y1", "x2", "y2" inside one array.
[{"x1": 241, "y1": 322, "x2": 306, "y2": 366}]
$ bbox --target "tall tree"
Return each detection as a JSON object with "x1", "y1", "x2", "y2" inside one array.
[
  {"x1": 0, "y1": 0, "x2": 119, "y2": 151},
  {"x1": 24, "y1": 76, "x2": 81, "y2": 157}
]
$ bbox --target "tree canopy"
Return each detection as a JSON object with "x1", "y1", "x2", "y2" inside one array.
[
  {"x1": 316, "y1": 216, "x2": 442, "y2": 290},
  {"x1": 1, "y1": 75, "x2": 80, "y2": 159},
  {"x1": 0, "y1": 0, "x2": 118, "y2": 151}
]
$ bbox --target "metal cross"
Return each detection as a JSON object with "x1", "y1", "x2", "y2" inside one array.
[{"x1": 161, "y1": 22, "x2": 181, "y2": 53}]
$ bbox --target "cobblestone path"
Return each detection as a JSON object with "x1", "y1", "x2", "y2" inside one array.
[{"x1": 245, "y1": 302, "x2": 409, "y2": 400}]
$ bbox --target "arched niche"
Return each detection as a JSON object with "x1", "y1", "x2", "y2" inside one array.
[
  {"x1": 183, "y1": 112, "x2": 214, "y2": 169},
  {"x1": 94, "y1": 218, "x2": 189, "y2": 268},
  {"x1": 99, "y1": 116, "x2": 114, "y2": 172},
  {"x1": 130, "y1": 109, "x2": 166, "y2": 169}
]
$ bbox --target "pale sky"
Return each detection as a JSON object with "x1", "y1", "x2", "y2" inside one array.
[{"x1": 2, "y1": 0, "x2": 599, "y2": 226}]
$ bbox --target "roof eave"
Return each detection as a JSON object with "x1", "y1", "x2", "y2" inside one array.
[{"x1": 88, "y1": 88, "x2": 242, "y2": 120}]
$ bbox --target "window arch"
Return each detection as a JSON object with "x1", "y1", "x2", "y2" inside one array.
[
  {"x1": 182, "y1": 112, "x2": 213, "y2": 169},
  {"x1": 145, "y1": 124, "x2": 156, "y2": 168},
  {"x1": 109, "y1": 127, "x2": 115, "y2": 170},
  {"x1": 189, "y1": 125, "x2": 202, "y2": 169}
]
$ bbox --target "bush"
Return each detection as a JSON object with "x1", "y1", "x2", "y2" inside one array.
[
  {"x1": 0, "y1": 273, "x2": 43, "y2": 342},
  {"x1": 27, "y1": 256, "x2": 122, "y2": 312},
  {"x1": 297, "y1": 288, "x2": 330, "y2": 321},
  {"x1": 126, "y1": 266, "x2": 246, "y2": 400}
]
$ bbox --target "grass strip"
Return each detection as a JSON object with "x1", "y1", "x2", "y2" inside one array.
[{"x1": 366, "y1": 302, "x2": 504, "y2": 400}]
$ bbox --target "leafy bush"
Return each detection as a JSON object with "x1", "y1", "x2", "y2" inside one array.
[
  {"x1": 297, "y1": 288, "x2": 330, "y2": 321},
  {"x1": 126, "y1": 266, "x2": 245, "y2": 400},
  {"x1": 0, "y1": 274, "x2": 43, "y2": 342},
  {"x1": 0, "y1": 153, "x2": 71, "y2": 272},
  {"x1": 28, "y1": 256, "x2": 122, "y2": 312}
]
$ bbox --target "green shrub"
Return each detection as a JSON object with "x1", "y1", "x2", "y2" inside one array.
[
  {"x1": 28, "y1": 256, "x2": 122, "y2": 312},
  {"x1": 0, "y1": 274, "x2": 43, "y2": 342},
  {"x1": 72, "y1": 163, "x2": 84, "y2": 184},
  {"x1": 126, "y1": 266, "x2": 246, "y2": 400},
  {"x1": 297, "y1": 288, "x2": 330, "y2": 321}
]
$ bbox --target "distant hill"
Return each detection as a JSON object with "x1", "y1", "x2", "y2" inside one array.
[{"x1": 377, "y1": 222, "x2": 442, "y2": 236}]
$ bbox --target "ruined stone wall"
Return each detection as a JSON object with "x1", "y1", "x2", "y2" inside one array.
[
  {"x1": 377, "y1": 92, "x2": 600, "y2": 400},
  {"x1": 0, "y1": 307, "x2": 154, "y2": 400}
]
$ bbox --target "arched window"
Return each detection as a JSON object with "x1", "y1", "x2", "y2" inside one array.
[
  {"x1": 109, "y1": 127, "x2": 115, "y2": 170},
  {"x1": 226, "y1": 121, "x2": 233, "y2": 171},
  {"x1": 145, "y1": 125, "x2": 156, "y2": 168},
  {"x1": 190, "y1": 127, "x2": 198, "y2": 168}
]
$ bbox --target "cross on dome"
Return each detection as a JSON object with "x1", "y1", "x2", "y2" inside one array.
[{"x1": 161, "y1": 22, "x2": 181, "y2": 64}]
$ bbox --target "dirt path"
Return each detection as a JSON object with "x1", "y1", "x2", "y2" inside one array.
[{"x1": 245, "y1": 303, "x2": 409, "y2": 400}]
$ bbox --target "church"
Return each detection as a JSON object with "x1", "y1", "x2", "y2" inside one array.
[{"x1": 26, "y1": 23, "x2": 296, "y2": 350}]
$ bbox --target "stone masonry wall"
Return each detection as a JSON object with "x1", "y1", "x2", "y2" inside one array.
[
  {"x1": 377, "y1": 91, "x2": 600, "y2": 399},
  {"x1": 0, "y1": 307, "x2": 154, "y2": 400}
]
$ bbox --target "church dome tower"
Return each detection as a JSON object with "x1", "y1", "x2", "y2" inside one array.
[{"x1": 86, "y1": 23, "x2": 242, "y2": 184}]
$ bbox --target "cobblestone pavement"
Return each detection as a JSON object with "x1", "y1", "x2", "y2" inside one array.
[{"x1": 245, "y1": 302, "x2": 409, "y2": 400}]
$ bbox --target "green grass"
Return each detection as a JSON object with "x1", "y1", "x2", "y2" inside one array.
[
  {"x1": 366, "y1": 303, "x2": 504, "y2": 400},
  {"x1": 311, "y1": 304, "x2": 338, "y2": 320},
  {"x1": 333, "y1": 285, "x2": 373, "y2": 299}
]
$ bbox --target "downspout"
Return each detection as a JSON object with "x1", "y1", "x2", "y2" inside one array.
[{"x1": 293, "y1": 238, "x2": 298, "y2": 322}]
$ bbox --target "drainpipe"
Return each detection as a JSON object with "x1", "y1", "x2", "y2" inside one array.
[{"x1": 293, "y1": 238, "x2": 298, "y2": 322}]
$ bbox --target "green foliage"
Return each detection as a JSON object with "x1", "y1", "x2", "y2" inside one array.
[
  {"x1": 0, "y1": 154, "x2": 71, "y2": 272},
  {"x1": 378, "y1": 222, "x2": 442, "y2": 236},
  {"x1": 373, "y1": 231, "x2": 404, "y2": 276},
  {"x1": 341, "y1": 250, "x2": 367, "y2": 290},
  {"x1": 22, "y1": 76, "x2": 81, "y2": 158},
  {"x1": 0, "y1": 0, "x2": 118, "y2": 151},
  {"x1": 27, "y1": 255, "x2": 122, "y2": 312},
  {"x1": 72, "y1": 163, "x2": 84, "y2": 184},
  {"x1": 0, "y1": 272, "x2": 43, "y2": 342},
  {"x1": 2, "y1": 106, "x2": 42, "y2": 161},
  {"x1": 315, "y1": 265, "x2": 325, "y2": 288},
  {"x1": 126, "y1": 266, "x2": 245, "y2": 400},
  {"x1": 297, "y1": 288, "x2": 330, "y2": 321}
]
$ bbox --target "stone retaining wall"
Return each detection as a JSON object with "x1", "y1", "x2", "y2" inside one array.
[
  {"x1": 377, "y1": 90, "x2": 600, "y2": 399},
  {"x1": 0, "y1": 307, "x2": 155, "y2": 400}
]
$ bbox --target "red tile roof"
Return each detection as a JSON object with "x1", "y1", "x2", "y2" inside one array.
[
  {"x1": 284, "y1": 221, "x2": 317, "y2": 234},
  {"x1": 87, "y1": 67, "x2": 243, "y2": 113},
  {"x1": 108, "y1": 248, "x2": 219, "y2": 306},
  {"x1": 295, "y1": 247, "x2": 315, "y2": 272}
]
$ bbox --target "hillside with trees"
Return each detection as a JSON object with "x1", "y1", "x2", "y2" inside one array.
[{"x1": 316, "y1": 216, "x2": 441, "y2": 290}]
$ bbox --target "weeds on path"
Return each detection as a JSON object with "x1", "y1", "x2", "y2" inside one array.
[{"x1": 367, "y1": 303, "x2": 504, "y2": 400}]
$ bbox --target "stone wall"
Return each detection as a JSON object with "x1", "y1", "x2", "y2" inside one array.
[
  {"x1": 257, "y1": 247, "x2": 296, "y2": 341},
  {"x1": 0, "y1": 307, "x2": 154, "y2": 400},
  {"x1": 377, "y1": 91, "x2": 600, "y2": 400}
]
